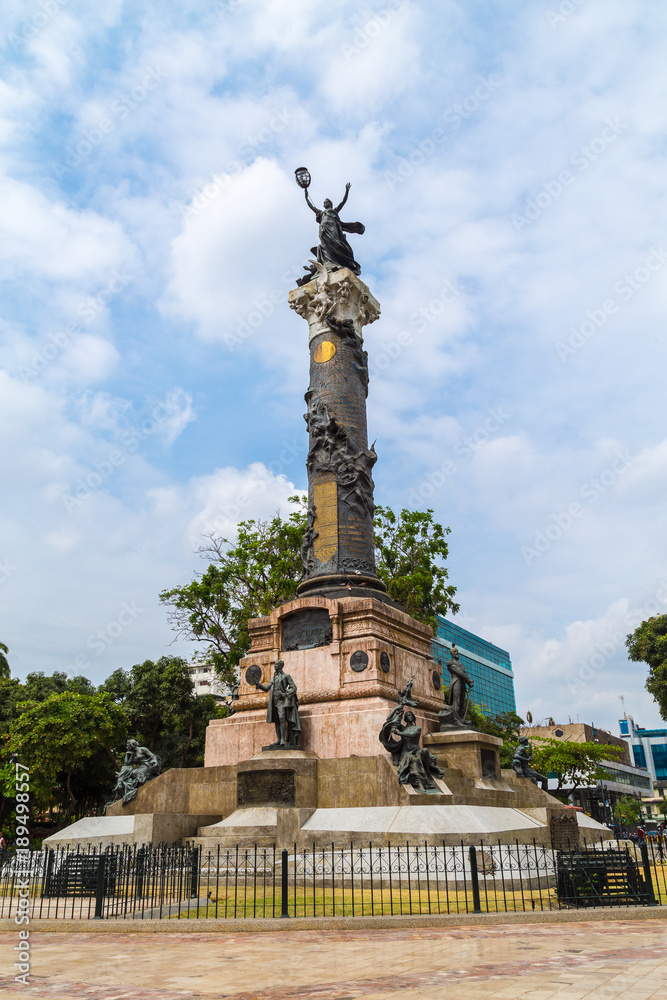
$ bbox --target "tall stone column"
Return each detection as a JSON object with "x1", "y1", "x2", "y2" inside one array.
[{"x1": 288, "y1": 267, "x2": 386, "y2": 597}]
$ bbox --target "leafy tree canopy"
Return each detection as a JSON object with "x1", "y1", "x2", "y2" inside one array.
[
  {"x1": 626, "y1": 614, "x2": 667, "y2": 720},
  {"x1": 614, "y1": 794, "x2": 642, "y2": 826},
  {"x1": 6, "y1": 691, "x2": 128, "y2": 820},
  {"x1": 374, "y1": 507, "x2": 459, "y2": 628},
  {"x1": 0, "y1": 642, "x2": 9, "y2": 680},
  {"x1": 160, "y1": 500, "x2": 307, "y2": 687},
  {"x1": 530, "y1": 738, "x2": 625, "y2": 791},
  {"x1": 99, "y1": 655, "x2": 226, "y2": 768}
]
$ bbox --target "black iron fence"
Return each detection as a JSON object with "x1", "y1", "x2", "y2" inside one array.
[{"x1": 1, "y1": 836, "x2": 666, "y2": 921}]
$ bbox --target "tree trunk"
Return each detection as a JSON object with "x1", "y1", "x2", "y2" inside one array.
[{"x1": 63, "y1": 769, "x2": 77, "y2": 821}]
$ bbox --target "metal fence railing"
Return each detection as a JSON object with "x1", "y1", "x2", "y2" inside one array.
[{"x1": 1, "y1": 836, "x2": 665, "y2": 920}]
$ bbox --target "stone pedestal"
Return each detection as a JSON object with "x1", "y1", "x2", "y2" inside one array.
[
  {"x1": 205, "y1": 593, "x2": 444, "y2": 766},
  {"x1": 424, "y1": 730, "x2": 503, "y2": 782}
]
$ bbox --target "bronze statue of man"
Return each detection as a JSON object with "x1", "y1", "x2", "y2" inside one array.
[
  {"x1": 447, "y1": 644, "x2": 473, "y2": 722},
  {"x1": 512, "y1": 737, "x2": 548, "y2": 790},
  {"x1": 254, "y1": 660, "x2": 302, "y2": 748}
]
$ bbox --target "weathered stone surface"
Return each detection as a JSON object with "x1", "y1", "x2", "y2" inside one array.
[{"x1": 205, "y1": 594, "x2": 443, "y2": 766}]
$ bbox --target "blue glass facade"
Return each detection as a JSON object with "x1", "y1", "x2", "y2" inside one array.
[
  {"x1": 619, "y1": 717, "x2": 667, "y2": 783},
  {"x1": 432, "y1": 616, "x2": 517, "y2": 717}
]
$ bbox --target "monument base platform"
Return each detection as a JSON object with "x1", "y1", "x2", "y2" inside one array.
[{"x1": 52, "y1": 740, "x2": 611, "y2": 851}]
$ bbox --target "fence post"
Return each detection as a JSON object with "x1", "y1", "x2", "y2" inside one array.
[
  {"x1": 135, "y1": 846, "x2": 145, "y2": 900},
  {"x1": 93, "y1": 854, "x2": 107, "y2": 920},
  {"x1": 639, "y1": 842, "x2": 658, "y2": 905},
  {"x1": 281, "y1": 848, "x2": 289, "y2": 918},
  {"x1": 190, "y1": 846, "x2": 200, "y2": 899},
  {"x1": 468, "y1": 846, "x2": 482, "y2": 913}
]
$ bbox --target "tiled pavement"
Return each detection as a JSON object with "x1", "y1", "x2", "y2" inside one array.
[{"x1": 1, "y1": 919, "x2": 666, "y2": 999}]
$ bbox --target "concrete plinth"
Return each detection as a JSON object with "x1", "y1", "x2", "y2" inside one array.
[{"x1": 425, "y1": 730, "x2": 503, "y2": 783}]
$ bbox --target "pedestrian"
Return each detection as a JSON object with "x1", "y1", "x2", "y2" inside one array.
[{"x1": 0, "y1": 832, "x2": 6, "y2": 849}]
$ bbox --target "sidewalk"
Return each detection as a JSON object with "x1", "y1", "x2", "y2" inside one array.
[{"x1": 1, "y1": 914, "x2": 666, "y2": 999}]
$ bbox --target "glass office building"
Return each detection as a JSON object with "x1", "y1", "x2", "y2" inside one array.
[
  {"x1": 619, "y1": 716, "x2": 667, "y2": 782},
  {"x1": 432, "y1": 616, "x2": 517, "y2": 717}
]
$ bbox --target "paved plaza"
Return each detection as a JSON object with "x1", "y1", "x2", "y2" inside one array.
[{"x1": 1, "y1": 915, "x2": 666, "y2": 999}]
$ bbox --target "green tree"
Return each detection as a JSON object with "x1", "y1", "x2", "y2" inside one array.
[
  {"x1": 0, "y1": 642, "x2": 9, "y2": 680},
  {"x1": 160, "y1": 501, "x2": 307, "y2": 686},
  {"x1": 530, "y1": 738, "x2": 625, "y2": 792},
  {"x1": 614, "y1": 795, "x2": 643, "y2": 826},
  {"x1": 6, "y1": 692, "x2": 128, "y2": 822},
  {"x1": 374, "y1": 507, "x2": 459, "y2": 628},
  {"x1": 658, "y1": 801, "x2": 667, "y2": 818},
  {"x1": 100, "y1": 656, "x2": 226, "y2": 768},
  {"x1": 626, "y1": 614, "x2": 667, "y2": 720}
]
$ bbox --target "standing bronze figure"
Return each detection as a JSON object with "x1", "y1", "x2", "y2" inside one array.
[
  {"x1": 379, "y1": 705, "x2": 445, "y2": 793},
  {"x1": 438, "y1": 643, "x2": 474, "y2": 730},
  {"x1": 254, "y1": 660, "x2": 303, "y2": 749},
  {"x1": 295, "y1": 168, "x2": 365, "y2": 284}
]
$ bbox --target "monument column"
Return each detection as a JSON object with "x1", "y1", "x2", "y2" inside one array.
[{"x1": 289, "y1": 267, "x2": 386, "y2": 597}]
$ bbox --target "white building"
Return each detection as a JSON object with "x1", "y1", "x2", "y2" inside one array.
[{"x1": 188, "y1": 663, "x2": 226, "y2": 699}]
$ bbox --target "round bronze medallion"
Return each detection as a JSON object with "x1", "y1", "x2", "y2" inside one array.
[
  {"x1": 380, "y1": 651, "x2": 391, "y2": 673},
  {"x1": 245, "y1": 664, "x2": 262, "y2": 686},
  {"x1": 350, "y1": 650, "x2": 369, "y2": 672},
  {"x1": 432, "y1": 670, "x2": 442, "y2": 690}
]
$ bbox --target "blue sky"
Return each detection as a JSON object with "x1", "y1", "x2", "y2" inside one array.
[{"x1": 2, "y1": 0, "x2": 667, "y2": 733}]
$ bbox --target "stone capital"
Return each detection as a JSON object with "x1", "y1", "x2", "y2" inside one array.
[{"x1": 288, "y1": 267, "x2": 380, "y2": 344}]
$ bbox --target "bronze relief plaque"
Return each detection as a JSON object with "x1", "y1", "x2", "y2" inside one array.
[
  {"x1": 245, "y1": 664, "x2": 262, "y2": 686},
  {"x1": 350, "y1": 650, "x2": 369, "y2": 672},
  {"x1": 281, "y1": 608, "x2": 333, "y2": 651},
  {"x1": 237, "y1": 769, "x2": 295, "y2": 807}
]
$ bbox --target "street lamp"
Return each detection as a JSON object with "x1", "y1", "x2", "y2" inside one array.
[{"x1": 294, "y1": 167, "x2": 311, "y2": 190}]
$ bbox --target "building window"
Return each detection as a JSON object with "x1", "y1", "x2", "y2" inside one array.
[
  {"x1": 633, "y1": 745, "x2": 647, "y2": 769},
  {"x1": 554, "y1": 729, "x2": 564, "y2": 737},
  {"x1": 651, "y1": 744, "x2": 667, "y2": 780}
]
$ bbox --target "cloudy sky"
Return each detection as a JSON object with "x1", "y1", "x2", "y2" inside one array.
[{"x1": 2, "y1": 0, "x2": 666, "y2": 733}]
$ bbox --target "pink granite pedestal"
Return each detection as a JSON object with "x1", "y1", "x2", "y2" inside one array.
[{"x1": 204, "y1": 595, "x2": 445, "y2": 767}]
